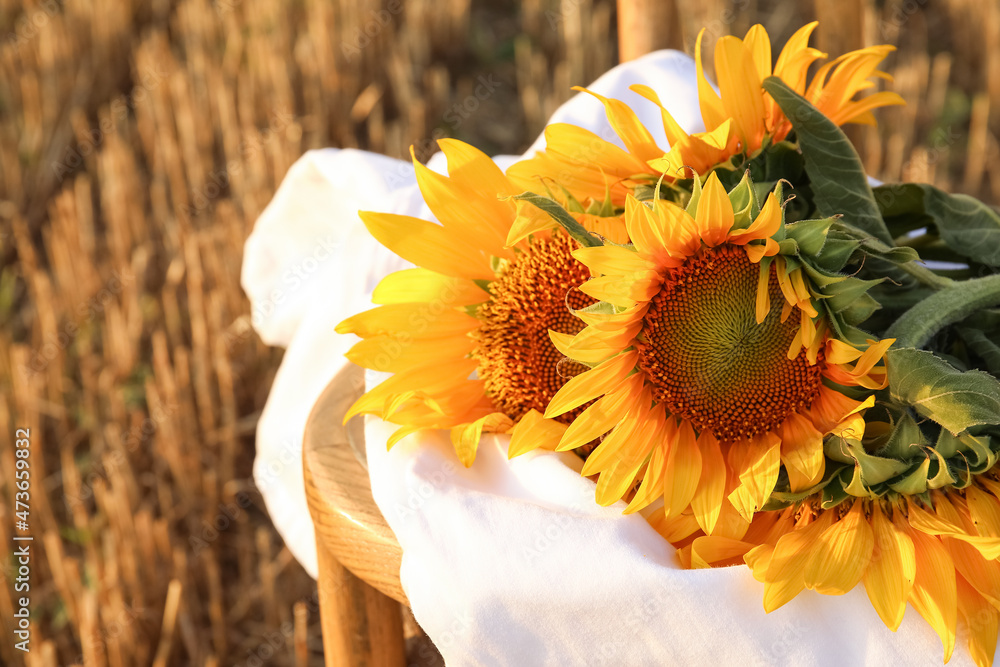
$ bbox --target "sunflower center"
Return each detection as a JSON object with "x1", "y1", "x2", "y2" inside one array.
[
  {"x1": 637, "y1": 244, "x2": 822, "y2": 441},
  {"x1": 473, "y1": 234, "x2": 593, "y2": 423}
]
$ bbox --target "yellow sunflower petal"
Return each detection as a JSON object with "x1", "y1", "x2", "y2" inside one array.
[
  {"x1": 629, "y1": 83, "x2": 690, "y2": 147},
  {"x1": 944, "y1": 534, "x2": 1000, "y2": 611},
  {"x1": 763, "y1": 510, "x2": 835, "y2": 611},
  {"x1": 779, "y1": 412, "x2": 825, "y2": 492},
  {"x1": 863, "y1": 503, "x2": 916, "y2": 631},
  {"x1": 346, "y1": 334, "x2": 476, "y2": 374},
  {"x1": 966, "y1": 486, "x2": 1000, "y2": 538},
  {"x1": 437, "y1": 138, "x2": 516, "y2": 201},
  {"x1": 508, "y1": 124, "x2": 648, "y2": 204},
  {"x1": 451, "y1": 412, "x2": 514, "y2": 467},
  {"x1": 662, "y1": 420, "x2": 703, "y2": 518},
  {"x1": 337, "y1": 303, "x2": 478, "y2": 339},
  {"x1": 578, "y1": 271, "x2": 662, "y2": 308},
  {"x1": 624, "y1": 430, "x2": 669, "y2": 514},
  {"x1": 714, "y1": 34, "x2": 767, "y2": 152},
  {"x1": 582, "y1": 392, "x2": 652, "y2": 476},
  {"x1": 773, "y1": 22, "x2": 823, "y2": 93},
  {"x1": 728, "y1": 435, "x2": 781, "y2": 522},
  {"x1": 803, "y1": 500, "x2": 874, "y2": 595},
  {"x1": 556, "y1": 374, "x2": 643, "y2": 451},
  {"x1": 742, "y1": 24, "x2": 772, "y2": 82},
  {"x1": 689, "y1": 536, "x2": 755, "y2": 569},
  {"x1": 507, "y1": 199, "x2": 557, "y2": 247},
  {"x1": 690, "y1": 430, "x2": 726, "y2": 534},
  {"x1": 728, "y1": 191, "x2": 782, "y2": 245},
  {"x1": 695, "y1": 29, "x2": 728, "y2": 131},
  {"x1": 575, "y1": 244, "x2": 657, "y2": 275},
  {"x1": 573, "y1": 87, "x2": 664, "y2": 162},
  {"x1": 372, "y1": 268, "x2": 488, "y2": 306},
  {"x1": 755, "y1": 262, "x2": 771, "y2": 324},
  {"x1": 908, "y1": 503, "x2": 1000, "y2": 560},
  {"x1": 908, "y1": 527, "x2": 958, "y2": 662},
  {"x1": 695, "y1": 171, "x2": 735, "y2": 247},
  {"x1": 411, "y1": 152, "x2": 514, "y2": 259},
  {"x1": 544, "y1": 350, "x2": 638, "y2": 418},
  {"x1": 387, "y1": 425, "x2": 426, "y2": 450},
  {"x1": 957, "y1": 576, "x2": 999, "y2": 667},
  {"x1": 745, "y1": 543, "x2": 774, "y2": 582},
  {"x1": 359, "y1": 210, "x2": 494, "y2": 280},
  {"x1": 595, "y1": 455, "x2": 647, "y2": 507},
  {"x1": 507, "y1": 409, "x2": 566, "y2": 458}
]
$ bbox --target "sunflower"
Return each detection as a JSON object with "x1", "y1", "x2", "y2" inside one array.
[
  {"x1": 742, "y1": 491, "x2": 1000, "y2": 666},
  {"x1": 507, "y1": 22, "x2": 903, "y2": 205},
  {"x1": 337, "y1": 139, "x2": 610, "y2": 465},
  {"x1": 661, "y1": 393, "x2": 1000, "y2": 666},
  {"x1": 690, "y1": 22, "x2": 904, "y2": 157},
  {"x1": 525, "y1": 171, "x2": 892, "y2": 536},
  {"x1": 678, "y1": 472, "x2": 1000, "y2": 666}
]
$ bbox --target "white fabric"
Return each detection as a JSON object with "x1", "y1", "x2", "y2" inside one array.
[{"x1": 242, "y1": 50, "x2": 978, "y2": 666}]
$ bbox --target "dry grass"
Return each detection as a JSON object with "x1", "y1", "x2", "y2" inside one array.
[{"x1": 0, "y1": 0, "x2": 996, "y2": 665}]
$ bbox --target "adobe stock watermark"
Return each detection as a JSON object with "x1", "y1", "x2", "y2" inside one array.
[
  {"x1": 442, "y1": 75, "x2": 504, "y2": 129},
  {"x1": 68, "y1": 602, "x2": 146, "y2": 666},
  {"x1": 189, "y1": 438, "x2": 299, "y2": 554},
  {"x1": 685, "y1": 0, "x2": 752, "y2": 46},
  {"x1": 52, "y1": 66, "x2": 168, "y2": 183},
  {"x1": 188, "y1": 489, "x2": 255, "y2": 555},
  {"x1": 340, "y1": 0, "x2": 404, "y2": 62},
  {"x1": 878, "y1": 0, "x2": 930, "y2": 39},
  {"x1": 215, "y1": 0, "x2": 241, "y2": 14},
  {"x1": 392, "y1": 460, "x2": 458, "y2": 522},
  {"x1": 63, "y1": 401, "x2": 178, "y2": 509},
  {"x1": 244, "y1": 231, "x2": 344, "y2": 339},
  {"x1": 20, "y1": 266, "x2": 136, "y2": 378},
  {"x1": 183, "y1": 110, "x2": 296, "y2": 217},
  {"x1": 4, "y1": 0, "x2": 59, "y2": 54},
  {"x1": 382, "y1": 72, "x2": 507, "y2": 190}
]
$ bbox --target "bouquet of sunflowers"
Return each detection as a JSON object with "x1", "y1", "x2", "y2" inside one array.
[{"x1": 334, "y1": 23, "x2": 1000, "y2": 666}]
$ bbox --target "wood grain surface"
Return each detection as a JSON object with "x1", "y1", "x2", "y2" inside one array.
[{"x1": 303, "y1": 363, "x2": 408, "y2": 605}]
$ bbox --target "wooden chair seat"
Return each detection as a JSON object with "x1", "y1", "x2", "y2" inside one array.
[{"x1": 303, "y1": 363, "x2": 407, "y2": 666}]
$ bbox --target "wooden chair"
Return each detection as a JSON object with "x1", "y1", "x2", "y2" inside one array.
[{"x1": 303, "y1": 363, "x2": 408, "y2": 666}]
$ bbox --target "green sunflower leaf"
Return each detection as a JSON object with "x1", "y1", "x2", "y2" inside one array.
[
  {"x1": 873, "y1": 182, "x2": 1000, "y2": 266},
  {"x1": 685, "y1": 171, "x2": 704, "y2": 218},
  {"x1": 728, "y1": 170, "x2": 762, "y2": 230},
  {"x1": 812, "y1": 232, "x2": 861, "y2": 273},
  {"x1": 784, "y1": 218, "x2": 832, "y2": 257},
  {"x1": 889, "y1": 458, "x2": 930, "y2": 495},
  {"x1": 510, "y1": 192, "x2": 602, "y2": 248},
  {"x1": 957, "y1": 327, "x2": 1000, "y2": 375},
  {"x1": 829, "y1": 222, "x2": 919, "y2": 264},
  {"x1": 820, "y1": 469, "x2": 852, "y2": 508},
  {"x1": 761, "y1": 76, "x2": 893, "y2": 245},
  {"x1": 846, "y1": 439, "x2": 913, "y2": 486},
  {"x1": 823, "y1": 277, "x2": 883, "y2": 317},
  {"x1": 887, "y1": 348, "x2": 1000, "y2": 435},
  {"x1": 926, "y1": 449, "x2": 957, "y2": 489},
  {"x1": 878, "y1": 411, "x2": 928, "y2": 461}
]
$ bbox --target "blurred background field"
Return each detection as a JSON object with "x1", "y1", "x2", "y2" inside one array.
[{"x1": 0, "y1": 0, "x2": 997, "y2": 664}]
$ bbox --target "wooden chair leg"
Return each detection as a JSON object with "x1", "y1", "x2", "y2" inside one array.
[{"x1": 316, "y1": 535, "x2": 406, "y2": 667}]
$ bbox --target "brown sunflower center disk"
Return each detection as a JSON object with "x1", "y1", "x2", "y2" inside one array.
[
  {"x1": 637, "y1": 244, "x2": 822, "y2": 442},
  {"x1": 473, "y1": 234, "x2": 593, "y2": 423}
]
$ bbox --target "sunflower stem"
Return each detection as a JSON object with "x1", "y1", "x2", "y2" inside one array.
[
  {"x1": 895, "y1": 261, "x2": 955, "y2": 291},
  {"x1": 885, "y1": 274, "x2": 1000, "y2": 348}
]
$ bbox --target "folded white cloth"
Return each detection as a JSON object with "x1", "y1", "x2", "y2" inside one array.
[{"x1": 242, "y1": 50, "x2": 977, "y2": 666}]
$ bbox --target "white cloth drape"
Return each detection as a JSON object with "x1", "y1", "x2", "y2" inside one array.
[{"x1": 242, "y1": 50, "x2": 976, "y2": 666}]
